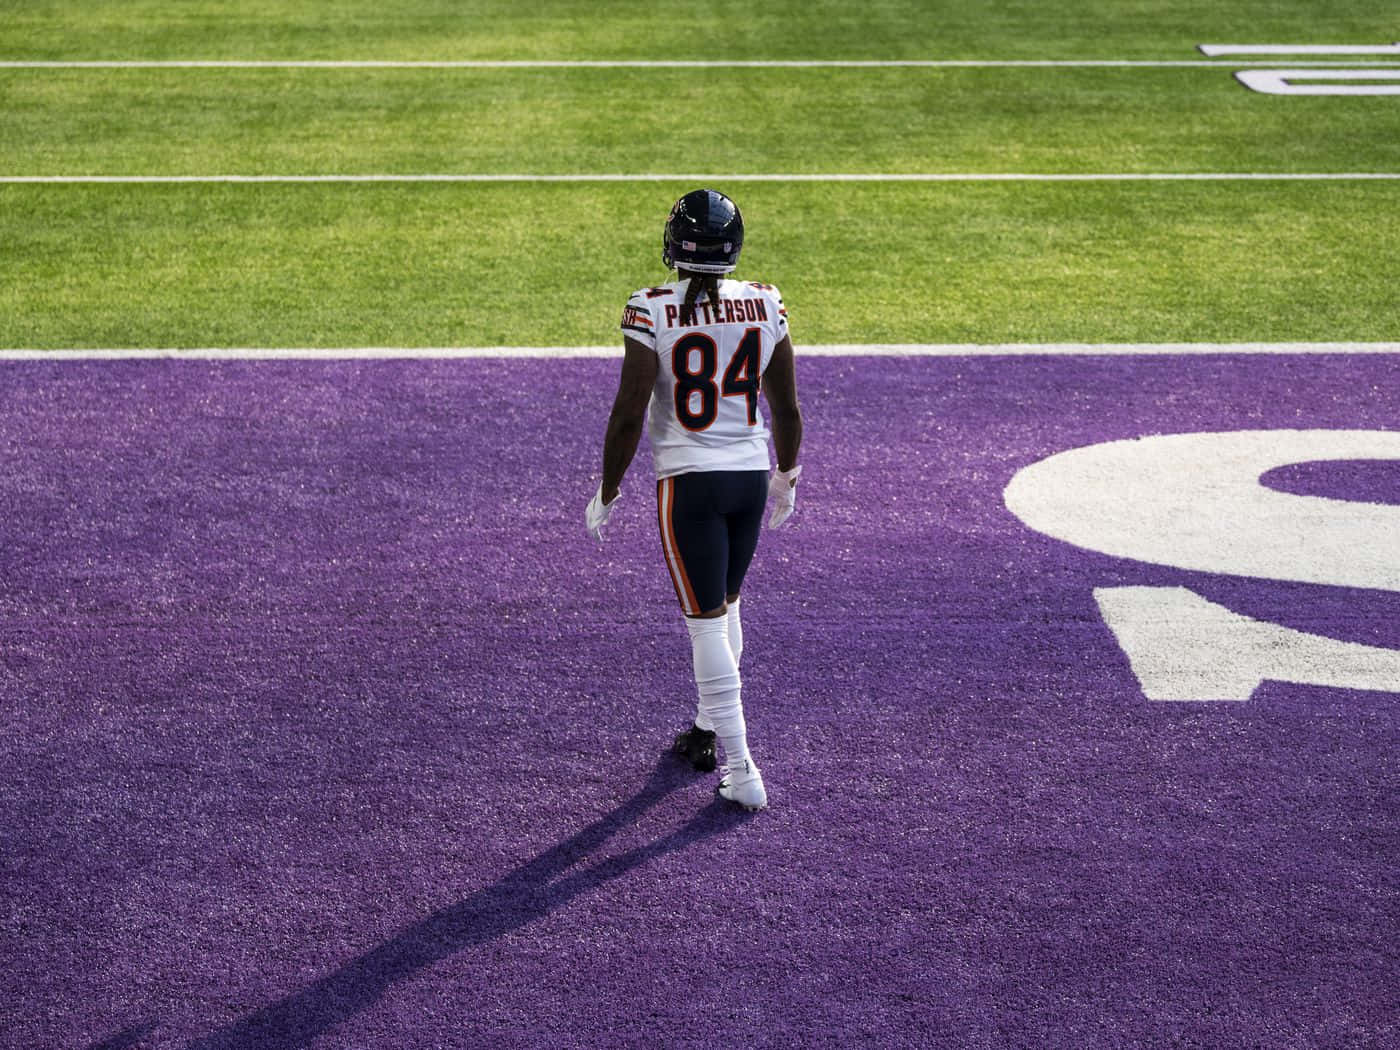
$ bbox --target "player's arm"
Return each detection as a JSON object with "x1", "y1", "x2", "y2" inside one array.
[
  {"x1": 763, "y1": 334, "x2": 802, "y2": 472},
  {"x1": 600, "y1": 337, "x2": 659, "y2": 503}
]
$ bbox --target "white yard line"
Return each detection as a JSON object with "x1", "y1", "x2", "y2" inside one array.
[
  {"x1": 2, "y1": 344, "x2": 1398, "y2": 361},
  {"x1": 4, "y1": 59, "x2": 1400, "y2": 69},
  {"x1": 4, "y1": 172, "x2": 1400, "y2": 184}
]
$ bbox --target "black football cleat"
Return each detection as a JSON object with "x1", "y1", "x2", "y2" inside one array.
[{"x1": 673, "y1": 723, "x2": 717, "y2": 772}]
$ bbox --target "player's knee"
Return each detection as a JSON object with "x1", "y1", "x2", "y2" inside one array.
[{"x1": 686, "y1": 614, "x2": 740, "y2": 696}]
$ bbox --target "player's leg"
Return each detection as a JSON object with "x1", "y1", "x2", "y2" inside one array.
[
  {"x1": 719, "y1": 469, "x2": 769, "y2": 670},
  {"x1": 659, "y1": 474, "x2": 763, "y2": 808},
  {"x1": 657, "y1": 474, "x2": 728, "y2": 622},
  {"x1": 658, "y1": 475, "x2": 729, "y2": 774},
  {"x1": 711, "y1": 470, "x2": 771, "y2": 809}
]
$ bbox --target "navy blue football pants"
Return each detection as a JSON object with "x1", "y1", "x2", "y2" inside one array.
[{"x1": 656, "y1": 470, "x2": 768, "y2": 616}]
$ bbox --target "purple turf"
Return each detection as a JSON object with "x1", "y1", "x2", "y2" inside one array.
[{"x1": 1, "y1": 355, "x2": 1396, "y2": 1049}]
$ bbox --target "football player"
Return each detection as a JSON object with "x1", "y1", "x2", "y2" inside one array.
[{"x1": 586, "y1": 188, "x2": 803, "y2": 812}]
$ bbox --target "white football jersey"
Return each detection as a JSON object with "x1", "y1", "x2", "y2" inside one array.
[{"x1": 621, "y1": 277, "x2": 790, "y2": 479}]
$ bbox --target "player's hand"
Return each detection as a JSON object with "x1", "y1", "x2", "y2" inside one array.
[
  {"x1": 767, "y1": 465, "x2": 802, "y2": 528},
  {"x1": 586, "y1": 484, "x2": 619, "y2": 541}
]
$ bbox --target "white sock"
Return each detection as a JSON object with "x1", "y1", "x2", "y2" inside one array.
[
  {"x1": 726, "y1": 598, "x2": 743, "y2": 666},
  {"x1": 685, "y1": 615, "x2": 751, "y2": 770},
  {"x1": 694, "y1": 600, "x2": 742, "y2": 731}
]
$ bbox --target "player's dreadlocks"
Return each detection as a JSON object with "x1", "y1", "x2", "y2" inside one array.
[{"x1": 679, "y1": 271, "x2": 722, "y2": 328}]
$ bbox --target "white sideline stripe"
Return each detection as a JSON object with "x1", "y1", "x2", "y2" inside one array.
[
  {"x1": 6, "y1": 59, "x2": 1400, "y2": 69},
  {"x1": 3, "y1": 344, "x2": 1398, "y2": 361},
  {"x1": 5, "y1": 173, "x2": 1400, "y2": 184}
]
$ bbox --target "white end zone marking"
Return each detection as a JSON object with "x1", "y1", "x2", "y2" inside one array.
[
  {"x1": 2, "y1": 343, "x2": 1400, "y2": 361},
  {"x1": 1235, "y1": 69, "x2": 1400, "y2": 95},
  {"x1": 1095, "y1": 587, "x2": 1400, "y2": 700},
  {"x1": 791, "y1": 342, "x2": 1400, "y2": 357}
]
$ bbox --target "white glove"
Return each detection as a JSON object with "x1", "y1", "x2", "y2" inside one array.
[
  {"x1": 585, "y1": 484, "x2": 618, "y2": 541},
  {"x1": 767, "y1": 465, "x2": 802, "y2": 528}
]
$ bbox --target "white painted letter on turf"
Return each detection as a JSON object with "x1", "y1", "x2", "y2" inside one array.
[
  {"x1": 1198, "y1": 43, "x2": 1400, "y2": 57},
  {"x1": 1003, "y1": 430, "x2": 1400, "y2": 591},
  {"x1": 1094, "y1": 586, "x2": 1400, "y2": 700},
  {"x1": 1004, "y1": 429, "x2": 1400, "y2": 699},
  {"x1": 1235, "y1": 70, "x2": 1400, "y2": 95}
]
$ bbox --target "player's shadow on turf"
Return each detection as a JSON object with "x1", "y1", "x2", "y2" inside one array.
[
  {"x1": 86, "y1": 1023, "x2": 158, "y2": 1050},
  {"x1": 186, "y1": 753, "x2": 746, "y2": 1050}
]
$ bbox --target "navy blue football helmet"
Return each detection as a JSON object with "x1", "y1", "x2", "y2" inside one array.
[{"x1": 662, "y1": 189, "x2": 744, "y2": 274}]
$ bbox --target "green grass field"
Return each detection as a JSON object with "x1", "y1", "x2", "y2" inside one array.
[
  {"x1": 2, "y1": 1, "x2": 1395, "y2": 61},
  {"x1": 2, "y1": 1, "x2": 1398, "y2": 347}
]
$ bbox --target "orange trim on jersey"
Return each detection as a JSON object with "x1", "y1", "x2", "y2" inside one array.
[{"x1": 657, "y1": 478, "x2": 700, "y2": 615}]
